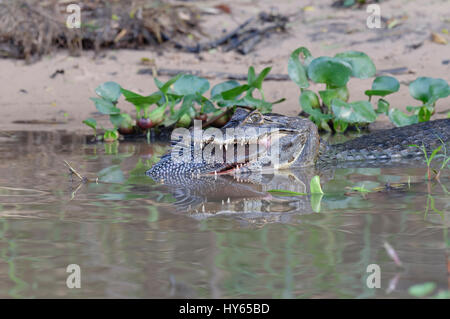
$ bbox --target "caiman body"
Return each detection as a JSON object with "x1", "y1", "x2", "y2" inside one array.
[{"x1": 146, "y1": 109, "x2": 450, "y2": 183}]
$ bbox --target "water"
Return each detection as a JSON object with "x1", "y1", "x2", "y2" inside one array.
[{"x1": 0, "y1": 131, "x2": 448, "y2": 298}]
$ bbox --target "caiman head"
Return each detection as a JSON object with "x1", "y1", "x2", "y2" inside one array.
[{"x1": 146, "y1": 108, "x2": 321, "y2": 182}]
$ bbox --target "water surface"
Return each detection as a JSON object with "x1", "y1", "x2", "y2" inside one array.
[{"x1": 0, "y1": 131, "x2": 448, "y2": 298}]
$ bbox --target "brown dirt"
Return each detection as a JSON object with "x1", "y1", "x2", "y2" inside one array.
[{"x1": 0, "y1": 0, "x2": 449, "y2": 133}]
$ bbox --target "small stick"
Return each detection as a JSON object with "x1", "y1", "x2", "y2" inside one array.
[
  {"x1": 63, "y1": 160, "x2": 97, "y2": 184},
  {"x1": 138, "y1": 68, "x2": 290, "y2": 81}
]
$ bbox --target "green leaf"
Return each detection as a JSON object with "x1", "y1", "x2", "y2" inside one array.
[
  {"x1": 408, "y1": 282, "x2": 436, "y2": 298},
  {"x1": 300, "y1": 90, "x2": 320, "y2": 109},
  {"x1": 288, "y1": 47, "x2": 313, "y2": 89},
  {"x1": 90, "y1": 97, "x2": 121, "y2": 115},
  {"x1": 307, "y1": 57, "x2": 353, "y2": 87},
  {"x1": 300, "y1": 90, "x2": 333, "y2": 123},
  {"x1": 173, "y1": 74, "x2": 210, "y2": 96},
  {"x1": 195, "y1": 94, "x2": 217, "y2": 114},
  {"x1": 82, "y1": 118, "x2": 97, "y2": 130},
  {"x1": 333, "y1": 120, "x2": 349, "y2": 133},
  {"x1": 121, "y1": 89, "x2": 161, "y2": 108},
  {"x1": 409, "y1": 77, "x2": 449, "y2": 104},
  {"x1": 211, "y1": 80, "x2": 241, "y2": 99},
  {"x1": 160, "y1": 74, "x2": 182, "y2": 94},
  {"x1": 428, "y1": 145, "x2": 443, "y2": 163},
  {"x1": 247, "y1": 66, "x2": 256, "y2": 86},
  {"x1": 376, "y1": 98, "x2": 390, "y2": 115},
  {"x1": 239, "y1": 95, "x2": 273, "y2": 113},
  {"x1": 253, "y1": 67, "x2": 272, "y2": 90},
  {"x1": 331, "y1": 99, "x2": 377, "y2": 123},
  {"x1": 319, "y1": 87, "x2": 349, "y2": 108},
  {"x1": 221, "y1": 84, "x2": 250, "y2": 100},
  {"x1": 365, "y1": 76, "x2": 400, "y2": 97},
  {"x1": 95, "y1": 81, "x2": 122, "y2": 103},
  {"x1": 267, "y1": 189, "x2": 307, "y2": 196},
  {"x1": 109, "y1": 113, "x2": 133, "y2": 128},
  {"x1": 310, "y1": 175, "x2": 324, "y2": 194},
  {"x1": 335, "y1": 51, "x2": 376, "y2": 79},
  {"x1": 418, "y1": 106, "x2": 432, "y2": 122},
  {"x1": 388, "y1": 108, "x2": 419, "y2": 127},
  {"x1": 310, "y1": 194, "x2": 323, "y2": 213},
  {"x1": 154, "y1": 77, "x2": 164, "y2": 90},
  {"x1": 103, "y1": 130, "x2": 119, "y2": 142},
  {"x1": 177, "y1": 94, "x2": 197, "y2": 119},
  {"x1": 351, "y1": 186, "x2": 371, "y2": 193}
]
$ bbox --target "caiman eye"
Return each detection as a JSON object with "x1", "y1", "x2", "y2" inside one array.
[{"x1": 245, "y1": 111, "x2": 264, "y2": 124}]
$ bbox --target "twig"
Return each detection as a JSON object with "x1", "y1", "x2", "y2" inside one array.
[
  {"x1": 138, "y1": 68, "x2": 290, "y2": 81},
  {"x1": 63, "y1": 160, "x2": 97, "y2": 184}
]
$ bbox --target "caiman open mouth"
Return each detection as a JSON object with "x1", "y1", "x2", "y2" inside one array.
[{"x1": 199, "y1": 131, "x2": 297, "y2": 175}]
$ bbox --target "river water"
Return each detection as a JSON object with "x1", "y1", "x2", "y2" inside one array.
[{"x1": 0, "y1": 131, "x2": 448, "y2": 298}]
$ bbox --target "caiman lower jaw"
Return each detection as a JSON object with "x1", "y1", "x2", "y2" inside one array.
[{"x1": 207, "y1": 161, "x2": 251, "y2": 175}]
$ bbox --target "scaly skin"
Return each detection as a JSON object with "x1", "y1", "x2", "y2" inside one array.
[
  {"x1": 146, "y1": 109, "x2": 449, "y2": 183},
  {"x1": 319, "y1": 118, "x2": 450, "y2": 164}
]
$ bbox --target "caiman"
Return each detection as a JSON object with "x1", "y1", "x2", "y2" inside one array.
[{"x1": 146, "y1": 108, "x2": 450, "y2": 183}]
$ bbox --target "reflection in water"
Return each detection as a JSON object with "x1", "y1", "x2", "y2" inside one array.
[{"x1": 0, "y1": 131, "x2": 448, "y2": 298}]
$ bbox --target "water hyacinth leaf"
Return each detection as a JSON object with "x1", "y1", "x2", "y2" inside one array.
[
  {"x1": 408, "y1": 282, "x2": 436, "y2": 298},
  {"x1": 365, "y1": 76, "x2": 400, "y2": 97},
  {"x1": 109, "y1": 113, "x2": 133, "y2": 128},
  {"x1": 376, "y1": 98, "x2": 390, "y2": 115},
  {"x1": 331, "y1": 99, "x2": 377, "y2": 123},
  {"x1": 409, "y1": 77, "x2": 450, "y2": 103},
  {"x1": 103, "y1": 130, "x2": 119, "y2": 142},
  {"x1": 82, "y1": 118, "x2": 97, "y2": 130},
  {"x1": 300, "y1": 91, "x2": 333, "y2": 123},
  {"x1": 300, "y1": 90, "x2": 320, "y2": 109},
  {"x1": 253, "y1": 67, "x2": 272, "y2": 90},
  {"x1": 177, "y1": 94, "x2": 197, "y2": 119},
  {"x1": 121, "y1": 89, "x2": 161, "y2": 106},
  {"x1": 307, "y1": 57, "x2": 353, "y2": 87},
  {"x1": 418, "y1": 107, "x2": 432, "y2": 122},
  {"x1": 160, "y1": 74, "x2": 182, "y2": 94},
  {"x1": 319, "y1": 87, "x2": 349, "y2": 107},
  {"x1": 221, "y1": 84, "x2": 250, "y2": 100},
  {"x1": 333, "y1": 119, "x2": 349, "y2": 133},
  {"x1": 195, "y1": 94, "x2": 217, "y2": 113},
  {"x1": 388, "y1": 108, "x2": 418, "y2": 127},
  {"x1": 211, "y1": 80, "x2": 241, "y2": 99},
  {"x1": 95, "y1": 81, "x2": 122, "y2": 102},
  {"x1": 240, "y1": 95, "x2": 273, "y2": 113},
  {"x1": 247, "y1": 66, "x2": 256, "y2": 86},
  {"x1": 154, "y1": 77, "x2": 164, "y2": 90},
  {"x1": 310, "y1": 175, "x2": 324, "y2": 194},
  {"x1": 335, "y1": 51, "x2": 376, "y2": 79},
  {"x1": 288, "y1": 47, "x2": 313, "y2": 88},
  {"x1": 173, "y1": 74, "x2": 210, "y2": 96},
  {"x1": 90, "y1": 97, "x2": 121, "y2": 115}
]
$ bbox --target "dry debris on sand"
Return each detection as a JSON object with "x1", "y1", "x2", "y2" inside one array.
[{"x1": 0, "y1": 0, "x2": 201, "y2": 62}]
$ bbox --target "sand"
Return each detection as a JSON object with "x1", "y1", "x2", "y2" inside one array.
[{"x1": 0, "y1": 0, "x2": 448, "y2": 133}]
